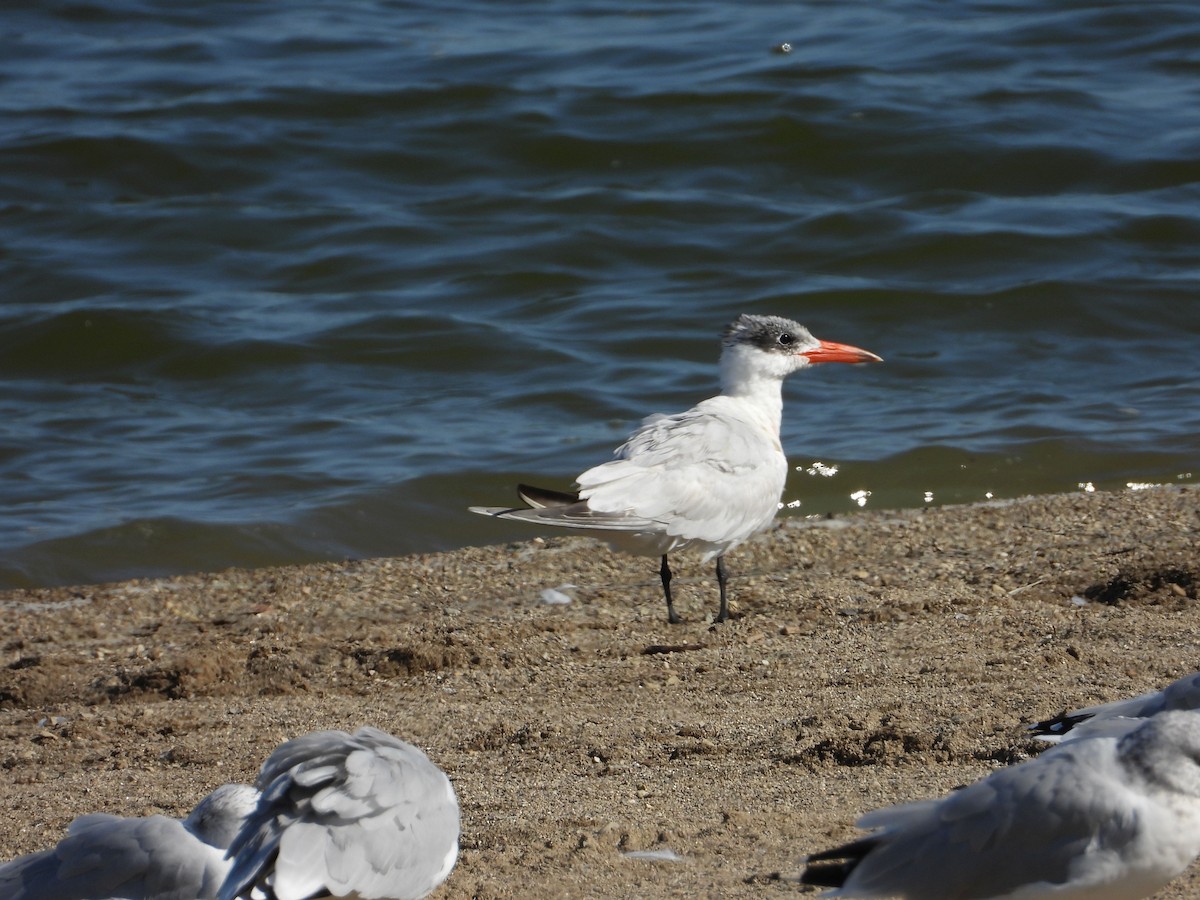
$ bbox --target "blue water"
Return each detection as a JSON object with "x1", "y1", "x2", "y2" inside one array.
[{"x1": 2, "y1": 1, "x2": 1198, "y2": 588}]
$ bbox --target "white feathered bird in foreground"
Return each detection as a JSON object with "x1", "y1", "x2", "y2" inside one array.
[
  {"x1": 0, "y1": 783, "x2": 260, "y2": 900},
  {"x1": 801, "y1": 710, "x2": 1200, "y2": 899},
  {"x1": 470, "y1": 314, "x2": 881, "y2": 623},
  {"x1": 219, "y1": 727, "x2": 460, "y2": 900}
]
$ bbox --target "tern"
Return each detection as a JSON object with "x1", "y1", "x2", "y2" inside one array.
[
  {"x1": 470, "y1": 313, "x2": 881, "y2": 623},
  {"x1": 802, "y1": 710, "x2": 1200, "y2": 899},
  {"x1": 220, "y1": 727, "x2": 460, "y2": 900},
  {"x1": 0, "y1": 783, "x2": 260, "y2": 900}
]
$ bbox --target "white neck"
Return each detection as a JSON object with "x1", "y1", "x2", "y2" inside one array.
[{"x1": 718, "y1": 344, "x2": 790, "y2": 429}]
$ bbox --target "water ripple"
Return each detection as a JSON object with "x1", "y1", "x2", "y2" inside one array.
[{"x1": 1, "y1": 0, "x2": 1197, "y2": 587}]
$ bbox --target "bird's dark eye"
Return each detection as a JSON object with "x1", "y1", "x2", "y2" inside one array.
[{"x1": 778, "y1": 332, "x2": 794, "y2": 345}]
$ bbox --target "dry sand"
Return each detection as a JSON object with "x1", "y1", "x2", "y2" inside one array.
[{"x1": 2, "y1": 485, "x2": 1199, "y2": 898}]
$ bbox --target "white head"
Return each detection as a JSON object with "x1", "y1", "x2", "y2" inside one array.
[
  {"x1": 718, "y1": 314, "x2": 881, "y2": 395},
  {"x1": 184, "y1": 783, "x2": 261, "y2": 849}
]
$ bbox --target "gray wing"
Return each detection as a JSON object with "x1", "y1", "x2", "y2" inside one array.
[
  {"x1": 1046, "y1": 715, "x2": 1148, "y2": 745},
  {"x1": 829, "y1": 738, "x2": 1142, "y2": 899},
  {"x1": 1031, "y1": 671, "x2": 1200, "y2": 741},
  {"x1": 470, "y1": 400, "x2": 785, "y2": 547},
  {"x1": 1090, "y1": 671, "x2": 1200, "y2": 721},
  {"x1": 468, "y1": 479, "x2": 664, "y2": 534},
  {"x1": 575, "y1": 399, "x2": 786, "y2": 544},
  {"x1": 468, "y1": 499, "x2": 663, "y2": 533},
  {"x1": 0, "y1": 813, "x2": 230, "y2": 900},
  {"x1": 220, "y1": 727, "x2": 460, "y2": 900}
]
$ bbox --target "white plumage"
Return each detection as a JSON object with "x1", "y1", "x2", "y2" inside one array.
[
  {"x1": 0, "y1": 783, "x2": 260, "y2": 900},
  {"x1": 470, "y1": 313, "x2": 881, "y2": 623},
  {"x1": 219, "y1": 727, "x2": 459, "y2": 900},
  {"x1": 802, "y1": 710, "x2": 1200, "y2": 900}
]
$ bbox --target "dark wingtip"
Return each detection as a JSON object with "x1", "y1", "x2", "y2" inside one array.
[
  {"x1": 799, "y1": 860, "x2": 855, "y2": 888},
  {"x1": 799, "y1": 836, "x2": 879, "y2": 889},
  {"x1": 517, "y1": 483, "x2": 580, "y2": 508},
  {"x1": 1028, "y1": 711, "x2": 1093, "y2": 736}
]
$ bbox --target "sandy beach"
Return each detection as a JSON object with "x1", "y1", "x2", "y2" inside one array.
[{"x1": 2, "y1": 485, "x2": 1199, "y2": 898}]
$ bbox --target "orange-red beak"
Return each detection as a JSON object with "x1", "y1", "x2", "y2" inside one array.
[{"x1": 802, "y1": 339, "x2": 883, "y2": 365}]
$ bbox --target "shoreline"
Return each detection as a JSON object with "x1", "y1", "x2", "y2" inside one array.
[{"x1": 3, "y1": 485, "x2": 1199, "y2": 897}]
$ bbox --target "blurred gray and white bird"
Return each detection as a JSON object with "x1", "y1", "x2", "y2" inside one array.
[
  {"x1": 1030, "y1": 670, "x2": 1200, "y2": 743},
  {"x1": 470, "y1": 314, "x2": 881, "y2": 623},
  {"x1": 801, "y1": 710, "x2": 1200, "y2": 900},
  {"x1": 219, "y1": 726, "x2": 459, "y2": 900},
  {"x1": 0, "y1": 782, "x2": 260, "y2": 900}
]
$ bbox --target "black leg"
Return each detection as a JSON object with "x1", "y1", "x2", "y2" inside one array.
[
  {"x1": 715, "y1": 556, "x2": 729, "y2": 623},
  {"x1": 660, "y1": 554, "x2": 681, "y2": 624}
]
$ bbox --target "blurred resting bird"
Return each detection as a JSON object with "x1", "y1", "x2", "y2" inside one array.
[
  {"x1": 802, "y1": 710, "x2": 1200, "y2": 899},
  {"x1": 219, "y1": 726, "x2": 460, "y2": 900},
  {"x1": 0, "y1": 783, "x2": 260, "y2": 900},
  {"x1": 0, "y1": 727, "x2": 458, "y2": 900}
]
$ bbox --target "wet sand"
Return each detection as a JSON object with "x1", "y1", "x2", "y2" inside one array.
[{"x1": 2, "y1": 485, "x2": 1199, "y2": 898}]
